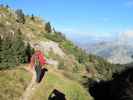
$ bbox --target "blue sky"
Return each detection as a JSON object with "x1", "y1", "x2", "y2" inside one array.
[{"x1": 1, "y1": 0, "x2": 133, "y2": 43}]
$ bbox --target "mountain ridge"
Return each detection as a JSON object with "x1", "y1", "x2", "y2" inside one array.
[{"x1": 80, "y1": 35, "x2": 133, "y2": 64}]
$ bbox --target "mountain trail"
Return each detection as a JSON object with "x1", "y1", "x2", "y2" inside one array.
[
  {"x1": 20, "y1": 79, "x2": 38, "y2": 100},
  {"x1": 19, "y1": 66, "x2": 40, "y2": 100},
  {"x1": 19, "y1": 66, "x2": 64, "y2": 100}
]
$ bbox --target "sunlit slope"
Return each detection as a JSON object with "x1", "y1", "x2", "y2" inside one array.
[
  {"x1": 31, "y1": 68, "x2": 92, "y2": 100},
  {"x1": 0, "y1": 67, "x2": 92, "y2": 100},
  {"x1": 0, "y1": 68, "x2": 31, "y2": 100}
]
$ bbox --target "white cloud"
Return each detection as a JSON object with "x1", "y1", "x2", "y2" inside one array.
[
  {"x1": 122, "y1": 30, "x2": 133, "y2": 38},
  {"x1": 118, "y1": 29, "x2": 133, "y2": 44}
]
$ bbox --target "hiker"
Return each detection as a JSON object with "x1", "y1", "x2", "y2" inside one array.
[{"x1": 29, "y1": 43, "x2": 48, "y2": 83}]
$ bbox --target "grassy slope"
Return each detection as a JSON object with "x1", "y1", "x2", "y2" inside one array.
[
  {"x1": 0, "y1": 67, "x2": 92, "y2": 100},
  {"x1": 31, "y1": 68, "x2": 92, "y2": 100},
  {"x1": 0, "y1": 68, "x2": 31, "y2": 100}
]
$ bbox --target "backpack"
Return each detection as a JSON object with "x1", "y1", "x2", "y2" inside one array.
[
  {"x1": 34, "y1": 54, "x2": 41, "y2": 68},
  {"x1": 34, "y1": 54, "x2": 42, "y2": 82}
]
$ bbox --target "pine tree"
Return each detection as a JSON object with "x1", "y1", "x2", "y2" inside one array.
[
  {"x1": 45, "y1": 22, "x2": 52, "y2": 33},
  {"x1": 25, "y1": 43, "x2": 34, "y2": 62},
  {"x1": 6, "y1": 5, "x2": 9, "y2": 8},
  {"x1": 15, "y1": 9, "x2": 25, "y2": 24},
  {"x1": 0, "y1": 31, "x2": 34, "y2": 69},
  {"x1": 31, "y1": 14, "x2": 35, "y2": 21},
  {"x1": 0, "y1": 36, "x2": 16, "y2": 68}
]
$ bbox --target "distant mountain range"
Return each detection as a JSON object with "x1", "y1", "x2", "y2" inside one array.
[{"x1": 79, "y1": 32, "x2": 133, "y2": 64}]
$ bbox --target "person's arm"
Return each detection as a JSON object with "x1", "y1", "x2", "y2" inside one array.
[
  {"x1": 25, "y1": 55, "x2": 35, "y2": 73},
  {"x1": 30, "y1": 55, "x2": 35, "y2": 69}
]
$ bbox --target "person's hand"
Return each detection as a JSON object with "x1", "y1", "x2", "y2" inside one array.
[
  {"x1": 45, "y1": 59, "x2": 49, "y2": 65},
  {"x1": 46, "y1": 62, "x2": 49, "y2": 65}
]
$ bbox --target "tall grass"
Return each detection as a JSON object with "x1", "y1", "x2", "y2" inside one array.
[
  {"x1": 0, "y1": 69, "x2": 31, "y2": 100},
  {"x1": 31, "y1": 71, "x2": 92, "y2": 100}
]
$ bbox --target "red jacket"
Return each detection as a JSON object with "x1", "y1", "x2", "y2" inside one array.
[{"x1": 30, "y1": 50, "x2": 47, "y2": 68}]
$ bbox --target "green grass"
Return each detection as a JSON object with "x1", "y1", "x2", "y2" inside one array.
[
  {"x1": 31, "y1": 70, "x2": 92, "y2": 100},
  {"x1": 0, "y1": 68, "x2": 92, "y2": 100},
  {"x1": 0, "y1": 68, "x2": 31, "y2": 100}
]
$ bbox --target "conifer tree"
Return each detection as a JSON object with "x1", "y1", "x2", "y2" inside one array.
[
  {"x1": 15, "y1": 9, "x2": 25, "y2": 24},
  {"x1": 45, "y1": 22, "x2": 52, "y2": 33},
  {"x1": 31, "y1": 14, "x2": 35, "y2": 21}
]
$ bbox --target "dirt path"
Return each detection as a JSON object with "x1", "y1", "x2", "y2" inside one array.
[
  {"x1": 19, "y1": 66, "x2": 62, "y2": 100},
  {"x1": 20, "y1": 78, "x2": 39, "y2": 100},
  {"x1": 19, "y1": 66, "x2": 39, "y2": 100}
]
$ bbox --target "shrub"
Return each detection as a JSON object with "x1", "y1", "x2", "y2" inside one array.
[
  {"x1": 25, "y1": 43, "x2": 34, "y2": 62},
  {"x1": 31, "y1": 14, "x2": 35, "y2": 21},
  {"x1": 45, "y1": 22, "x2": 52, "y2": 33},
  {"x1": 44, "y1": 32, "x2": 65, "y2": 43},
  {"x1": 0, "y1": 32, "x2": 34, "y2": 69},
  {"x1": 15, "y1": 9, "x2": 25, "y2": 24}
]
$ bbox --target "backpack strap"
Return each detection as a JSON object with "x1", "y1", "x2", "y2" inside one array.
[{"x1": 34, "y1": 53, "x2": 40, "y2": 66}]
